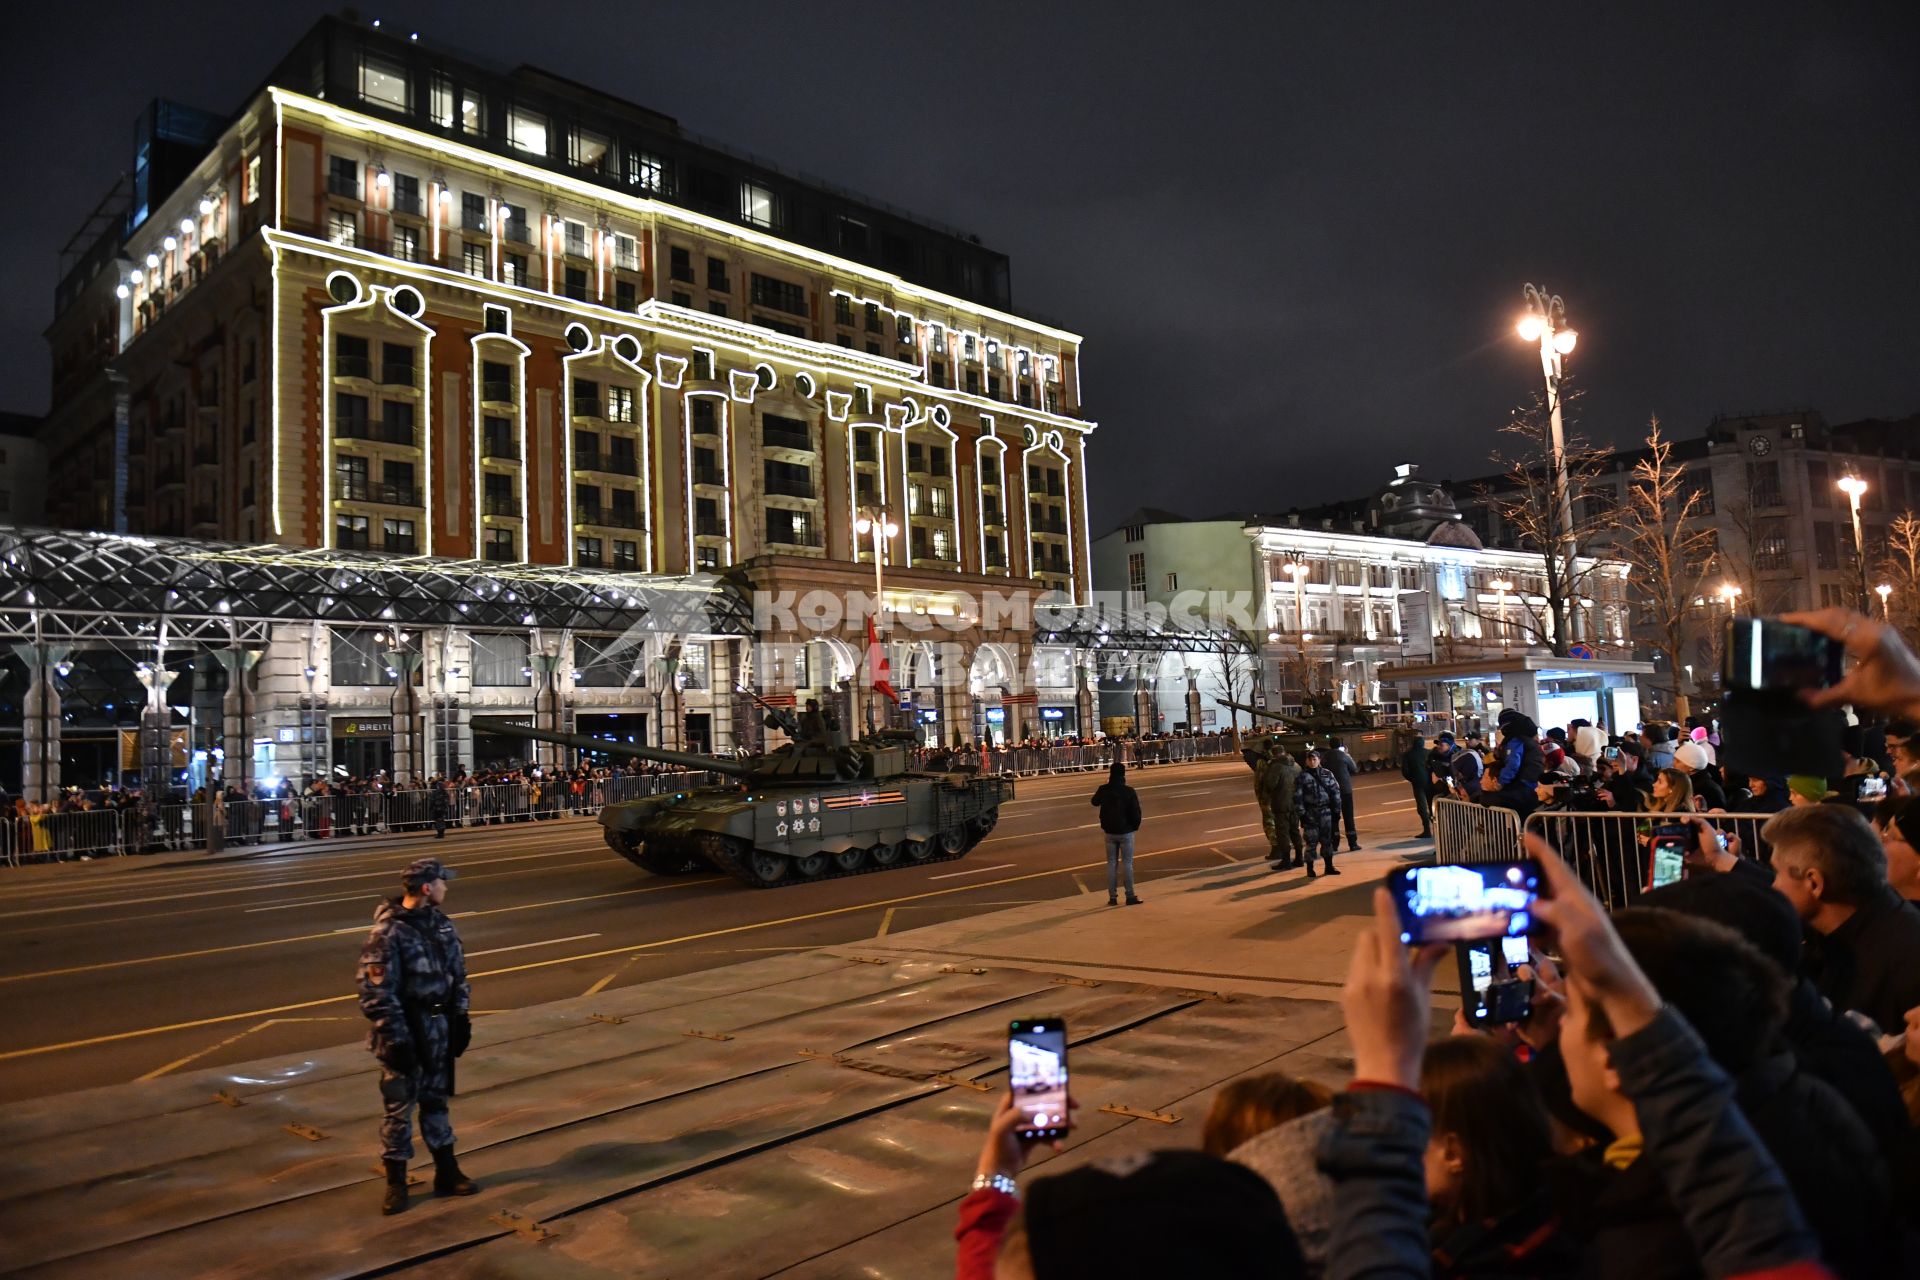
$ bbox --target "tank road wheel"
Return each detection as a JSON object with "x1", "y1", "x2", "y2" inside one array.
[
  {"x1": 936, "y1": 827, "x2": 968, "y2": 856},
  {"x1": 904, "y1": 837, "x2": 935, "y2": 862},
  {"x1": 961, "y1": 813, "x2": 1000, "y2": 851},
  {"x1": 832, "y1": 847, "x2": 869, "y2": 873},
  {"x1": 869, "y1": 841, "x2": 901, "y2": 867},
  {"x1": 792, "y1": 851, "x2": 830, "y2": 879},
  {"x1": 745, "y1": 848, "x2": 790, "y2": 885}
]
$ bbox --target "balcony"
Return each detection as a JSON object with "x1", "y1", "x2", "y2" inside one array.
[
  {"x1": 482, "y1": 437, "x2": 519, "y2": 461},
  {"x1": 380, "y1": 362, "x2": 416, "y2": 388},
  {"x1": 695, "y1": 517, "x2": 725, "y2": 537},
  {"x1": 337, "y1": 531, "x2": 373, "y2": 551},
  {"x1": 983, "y1": 502, "x2": 1004, "y2": 526},
  {"x1": 336, "y1": 480, "x2": 420, "y2": 508},
  {"x1": 764, "y1": 474, "x2": 815, "y2": 499},
  {"x1": 768, "y1": 528, "x2": 822, "y2": 548},
  {"x1": 334, "y1": 355, "x2": 372, "y2": 380},
  {"x1": 481, "y1": 380, "x2": 515, "y2": 404},
  {"x1": 579, "y1": 509, "x2": 645, "y2": 531},
  {"x1": 692, "y1": 466, "x2": 724, "y2": 487},
  {"x1": 327, "y1": 172, "x2": 360, "y2": 199},
  {"x1": 337, "y1": 419, "x2": 417, "y2": 448},
  {"x1": 762, "y1": 424, "x2": 813, "y2": 452},
  {"x1": 1030, "y1": 515, "x2": 1069, "y2": 535},
  {"x1": 482, "y1": 542, "x2": 514, "y2": 563},
  {"x1": 482, "y1": 494, "x2": 521, "y2": 517}
]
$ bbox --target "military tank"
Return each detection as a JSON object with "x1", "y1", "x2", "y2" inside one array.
[
  {"x1": 469, "y1": 715, "x2": 1013, "y2": 888},
  {"x1": 1220, "y1": 697, "x2": 1410, "y2": 771}
]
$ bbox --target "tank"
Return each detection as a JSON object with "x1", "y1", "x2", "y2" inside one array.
[
  {"x1": 1219, "y1": 698, "x2": 1411, "y2": 771},
  {"x1": 469, "y1": 715, "x2": 1013, "y2": 889}
]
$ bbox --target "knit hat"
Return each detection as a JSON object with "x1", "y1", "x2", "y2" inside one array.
[
  {"x1": 1026, "y1": 1149, "x2": 1303, "y2": 1279},
  {"x1": 1674, "y1": 742, "x2": 1710, "y2": 771},
  {"x1": 1787, "y1": 775, "x2": 1838, "y2": 802},
  {"x1": 1691, "y1": 726, "x2": 1710, "y2": 743},
  {"x1": 1228, "y1": 1110, "x2": 1336, "y2": 1273}
]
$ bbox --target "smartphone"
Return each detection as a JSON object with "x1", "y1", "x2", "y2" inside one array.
[
  {"x1": 1725, "y1": 618, "x2": 1844, "y2": 693},
  {"x1": 1008, "y1": 1018, "x2": 1070, "y2": 1141},
  {"x1": 1859, "y1": 775, "x2": 1888, "y2": 801},
  {"x1": 1648, "y1": 836, "x2": 1687, "y2": 889},
  {"x1": 1386, "y1": 859, "x2": 1542, "y2": 945},
  {"x1": 1603, "y1": 746, "x2": 1620, "y2": 761},
  {"x1": 1459, "y1": 937, "x2": 1534, "y2": 1026}
]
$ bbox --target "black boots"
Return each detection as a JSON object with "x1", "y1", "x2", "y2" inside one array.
[
  {"x1": 430, "y1": 1144, "x2": 478, "y2": 1196},
  {"x1": 381, "y1": 1158, "x2": 409, "y2": 1215}
]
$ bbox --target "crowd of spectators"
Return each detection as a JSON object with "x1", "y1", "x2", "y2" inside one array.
[{"x1": 953, "y1": 607, "x2": 1920, "y2": 1279}]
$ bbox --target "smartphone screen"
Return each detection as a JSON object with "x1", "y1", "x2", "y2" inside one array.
[
  {"x1": 1459, "y1": 937, "x2": 1533, "y2": 1025},
  {"x1": 1725, "y1": 618, "x2": 1843, "y2": 693},
  {"x1": 1648, "y1": 839, "x2": 1686, "y2": 889},
  {"x1": 1009, "y1": 1018, "x2": 1070, "y2": 1140},
  {"x1": 1388, "y1": 859, "x2": 1541, "y2": 945}
]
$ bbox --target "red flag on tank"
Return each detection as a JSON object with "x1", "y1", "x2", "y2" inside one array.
[{"x1": 866, "y1": 617, "x2": 899, "y2": 703}]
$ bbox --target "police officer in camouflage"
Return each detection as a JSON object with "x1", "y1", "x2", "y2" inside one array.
[
  {"x1": 358, "y1": 856, "x2": 477, "y2": 1215},
  {"x1": 1294, "y1": 748, "x2": 1344, "y2": 879}
]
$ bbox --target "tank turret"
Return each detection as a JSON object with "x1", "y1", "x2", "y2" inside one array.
[{"x1": 466, "y1": 716, "x2": 1012, "y2": 889}]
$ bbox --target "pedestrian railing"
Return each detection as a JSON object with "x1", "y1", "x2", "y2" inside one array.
[
  {"x1": 1431, "y1": 797, "x2": 1525, "y2": 866},
  {"x1": 0, "y1": 769, "x2": 725, "y2": 867},
  {"x1": 1522, "y1": 809, "x2": 1777, "y2": 912}
]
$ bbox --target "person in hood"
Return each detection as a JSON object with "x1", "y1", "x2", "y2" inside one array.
[
  {"x1": 1482, "y1": 710, "x2": 1544, "y2": 817},
  {"x1": 358, "y1": 857, "x2": 478, "y2": 1215},
  {"x1": 1091, "y1": 761, "x2": 1143, "y2": 906}
]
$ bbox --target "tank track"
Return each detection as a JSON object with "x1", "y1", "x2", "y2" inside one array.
[{"x1": 692, "y1": 823, "x2": 994, "y2": 889}]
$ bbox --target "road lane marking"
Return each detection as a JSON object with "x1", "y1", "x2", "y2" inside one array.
[
  {"x1": 927, "y1": 863, "x2": 1017, "y2": 880},
  {"x1": 1211, "y1": 848, "x2": 1239, "y2": 864},
  {"x1": 1205, "y1": 823, "x2": 1260, "y2": 834},
  {"x1": 133, "y1": 1015, "x2": 355, "y2": 1083},
  {"x1": 0, "y1": 879, "x2": 719, "y2": 985},
  {"x1": 466, "y1": 933, "x2": 601, "y2": 958},
  {"x1": 0, "y1": 828, "x2": 1271, "y2": 1063},
  {"x1": 1073, "y1": 875, "x2": 1092, "y2": 895},
  {"x1": 581, "y1": 969, "x2": 621, "y2": 998},
  {"x1": 875, "y1": 908, "x2": 896, "y2": 937}
]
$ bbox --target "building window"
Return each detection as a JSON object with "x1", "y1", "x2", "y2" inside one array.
[
  {"x1": 573, "y1": 378, "x2": 601, "y2": 419},
  {"x1": 964, "y1": 369, "x2": 980, "y2": 395},
  {"x1": 1748, "y1": 461, "x2": 1783, "y2": 508},
  {"x1": 383, "y1": 518, "x2": 416, "y2": 553},
  {"x1": 503, "y1": 253, "x2": 528, "y2": 286},
  {"x1": 328, "y1": 210, "x2": 357, "y2": 247},
  {"x1": 482, "y1": 360, "x2": 513, "y2": 402},
  {"x1": 391, "y1": 226, "x2": 419, "y2": 262},
  {"x1": 897, "y1": 315, "x2": 914, "y2": 345},
  {"x1": 740, "y1": 181, "x2": 779, "y2": 229},
  {"x1": 391, "y1": 172, "x2": 421, "y2": 215},
  {"x1": 460, "y1": 91, "x2": 484, "y2": 135},
  {"x1": 1127, "y1": 552, "x2": 1146, "y2": 596},
  {"x1": 507, "y1": 107, "x2": 548, "y2": 155},
  {"x1": 671, "y1": 290, "x2": 691, "y2": 309},
  {"x1": 358, "y1": 52, "x2": 409, "y2": 111},
  {"x1": 707, "y1": 256, "x2": 730, "y2": 292},
  {"x1": 381, "y1": 342, "x2": 415, "y2": 387},
  {"x1": 864, "y1": 302, "x2": 881, "y2": 333},
  {"x1": 430, "y1": 74, "x2": 454, "y2": 127},
  {"x1": 564, "y1": 266, "x2": 589, "y2": 301},
  {"x1": 1814, "y1": 521, "x2": 1838, "y2": 570},
  {"x1": 330, "y1": 626, "x2": 390, "y2": 683},
  {"x1": 612, "y1": 539, "x2": 638, "y2": 570},
  {"x1": 1753, "y1": 517, "x2": 1791, "y2": 571},
  {"x1": 482, "y1": 527, "x2": 516, "y2": 563},
  {"x1": 483, "y1": 304, "x2": 511, "y2": 335},
  {"x1": 335, "y1": 334, "x2": 370, "y2": 379},
  {"x1": 1807, "y1": 461, "x2": 1830, "y2": 507},
  {"x1": 562, "y1": 219, "x2": 589, "y2": 258},
  {"x1": 1124, "y1": 524, "x2": 1144, "y2": 542},
  {"x1": 244, "y1": 155, "x2": 261, "y2": 203},
  {"x1": 461, "y1": 192, "x2": 487, "y2": 232},
  {"x1": 613, "y1": 232, "x2": 639, "y2": 271},
  {"x1": 608, "y1": 386, "x2": 636, "y2": 423},
  {"x1": 750, "y1": 274, "x2": 807, "y2": 317},
  {"x1": 931, "y1": 527, "x2": 952, "y2": 560},
  {"x1": 615, "y1": 280, "x2": 637, "y2": 310},
  {"x1": 834, "y1": 295, "x2": 854, "y2": 327},
  {"x1": 1164, "y1": 572, "x2": 1178, "y2": 592},
  {"x1": 627, "y1": 151, "x2": 665, "y2": 192},
  {"x1": 471, "y1": 632, "x2": 530, "y2": 684},
  {"x1": 577, "y1": 536, "x2": 604, "y2": 568},
  {"x1": 569, "y1": 127, "x2": 611, "y2": 172},
  {"x1": 328, "y1": 156, "x2": 360, "y2": 200},
  {"x1": 463, "y1": 243, "x2": 488, "y2": 279},
  {"x1": 669, "y1": 245, "x2": 693, "y2": 283},
  {"x1": 708, "y1": 301, "x2": 729, "y2": 318},
  {"x1": 693, "y1": 351, "x2": 715, "y2": 381}
]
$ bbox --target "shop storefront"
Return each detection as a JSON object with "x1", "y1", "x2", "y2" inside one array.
[{"x1": 331, "y1": 716, "x2": 395, "y2": 778}]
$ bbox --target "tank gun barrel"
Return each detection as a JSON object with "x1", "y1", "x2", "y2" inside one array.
[
  {"x1": 1218, "y1": 699, "x2": 1299, "y2": 725},
  {"x1": 470, "y1": 716, "x2": 752, "y2": 777}
]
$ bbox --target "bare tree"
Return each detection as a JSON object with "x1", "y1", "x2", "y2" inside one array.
[
  {"x1": 1473, "y1": 381, "x2": 1614, "y2": 655},
  {"x1": 1210, "y1": 631, "x2": 1258, "y2": 732},
  {"x1": 1879, "y1": 513, "x2": 1920, "y2": 641},
  {"x1": 1613, "y1": 418, "x2": 1718, "y2": 720}
]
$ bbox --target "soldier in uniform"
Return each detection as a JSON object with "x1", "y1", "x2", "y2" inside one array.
[
  {"x1": 1262, "y1": 740, "x2": 1304, "y2": 868},
  {"x1": 358, "y1": 856, "x2": 478, "y2": 1215},
  {"x1": 1294, "y1": 748, "x2": 1344, "y2": 879}
]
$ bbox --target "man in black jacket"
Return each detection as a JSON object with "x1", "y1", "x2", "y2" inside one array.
[
  {"x1": 1399, "y1": 737, "x2": 1432, "y2": 839},
  {"x1": 1762, "y1": 803, "x2": 1920, "y2": 1032},
  {"x1": 1091, "y1": 761, "x2": 1142, "y2": 906},
  {"x1": 1323, "y1": 739, "x2": 1361, "y2": 851}
]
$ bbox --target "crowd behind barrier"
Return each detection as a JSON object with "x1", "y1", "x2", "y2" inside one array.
[
  {"x1": 967, "y1": 732, "x2": 1241, "y2": 778},
  {"x1": 1521, "y1": 809, "x2": 1777, "y2": 911},
  {"x1": 0, "y1": 770, "x2": 725, "y2": 867}
]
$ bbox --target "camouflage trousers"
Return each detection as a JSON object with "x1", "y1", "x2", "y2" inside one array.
[
  {"x1": 1262, "y1": 802, "x2": 1303, "y2": 858},
  {"x1": 1300, "y1": 811, "x2": 1337, "y2": 864},
  {"x1": 378, "y1": 1019, "x2": 455, "y2": 1161}
]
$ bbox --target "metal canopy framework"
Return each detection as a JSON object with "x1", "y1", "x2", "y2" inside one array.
[
  {"x1": 0, "y1": 527, "x2": 754, "y2": 643},
  {"x1": 1032, "y1": 604, "x2": 1254, "y2": 656}
]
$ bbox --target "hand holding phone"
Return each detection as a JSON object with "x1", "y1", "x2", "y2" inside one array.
[{"x1": 1459, "y1": 936, "x2": 1534, "y2": 1026}]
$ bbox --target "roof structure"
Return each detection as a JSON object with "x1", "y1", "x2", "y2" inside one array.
[
  {"x1": 0, "y1": 527, "x2": 752, "y2": 645},
  {"x1": 1032, "y1": 602, "x2": 1253, "y2": 655}
]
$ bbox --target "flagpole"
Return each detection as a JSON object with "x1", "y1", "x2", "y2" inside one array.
[{"x1": 855, "y1": 506, "x2": 899, "y2": 736}]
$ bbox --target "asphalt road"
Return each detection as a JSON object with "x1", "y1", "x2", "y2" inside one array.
[{"x1": 0, "y1": 762, "x2": 1426, "y2": 1101}]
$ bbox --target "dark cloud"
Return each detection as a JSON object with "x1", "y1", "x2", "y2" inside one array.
[{"x1": 8, "y1": 2, "x2": 1917, "y2": 532}]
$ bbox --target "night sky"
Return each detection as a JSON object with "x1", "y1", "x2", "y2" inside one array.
[{"x1": 9, "y1": 3, "x2": 1918, "y2": 532}]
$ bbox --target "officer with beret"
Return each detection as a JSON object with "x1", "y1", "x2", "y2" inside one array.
[{"x1": 358, "y1": 856, "x2": 477, "y2": 1215}]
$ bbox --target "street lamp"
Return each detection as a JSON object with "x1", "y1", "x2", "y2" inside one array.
[
  {"x1": 1838, "y1": 474, "x2": 1869, "y2": 611},
  {"x1": 1489, "y1": 578, "x2": 1514, "y2": 653},
  {"x1": 1877, "y1": 582, "x2": 1893, "y2": 619},
  {"x1": 1718, "y1": 582, "x2": 1742, "y2": 614},
  {"x1": 1516, "y1": 284, "x2": 1580, "y2": 636}
]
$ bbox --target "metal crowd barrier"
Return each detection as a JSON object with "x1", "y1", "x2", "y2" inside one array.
[
  {"x1": 0, "y1": 770, "x2": 724, "y2": 866},
  {"x1": 1522, "y1": 810, "x2": 1778, "y2": 911},
  {"x1": 1430, "y1": 797, "x2": 1525, "y2": 866}
]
